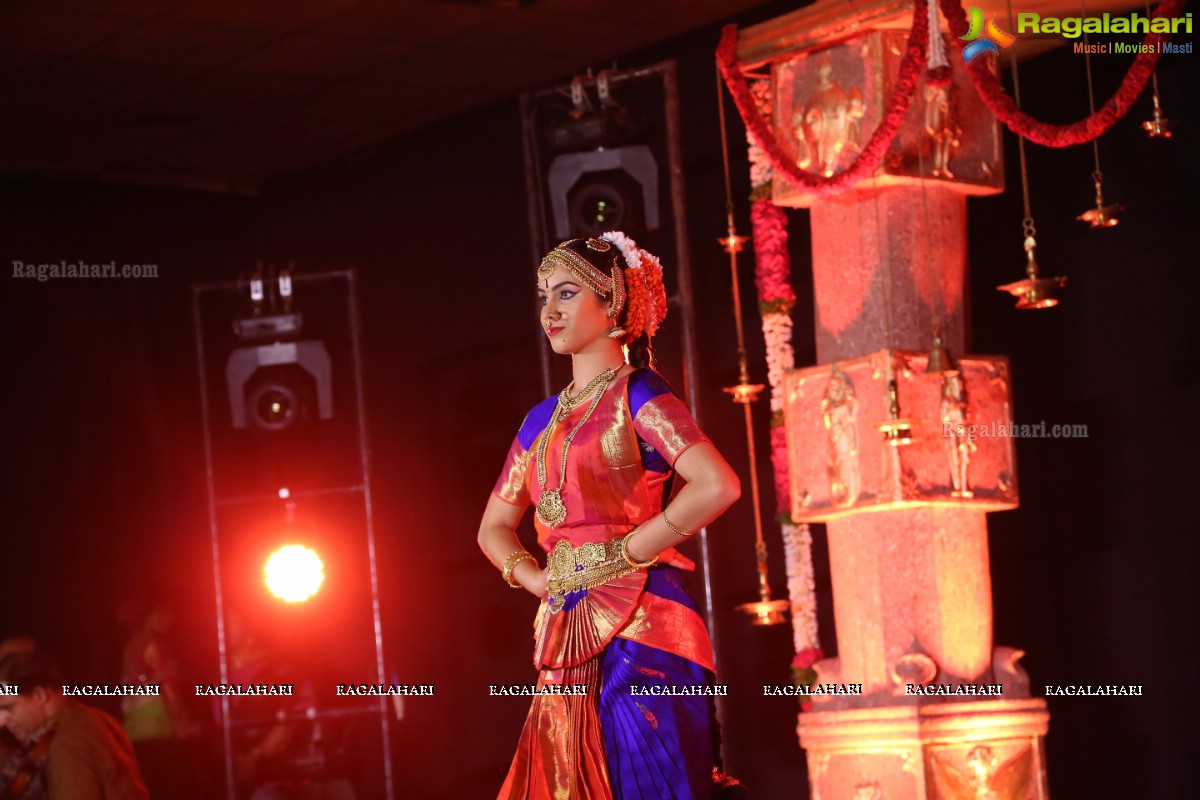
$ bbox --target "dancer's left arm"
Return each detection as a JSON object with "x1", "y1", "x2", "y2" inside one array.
[{"x1": 623, "y1": 441, "x2": 741, "y2": 563}]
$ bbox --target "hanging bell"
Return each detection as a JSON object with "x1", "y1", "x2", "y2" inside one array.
[{"x1": 925, "y1": 332, "x2": 959, "y2": 376}]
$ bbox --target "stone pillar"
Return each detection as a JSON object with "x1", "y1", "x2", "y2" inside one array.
[
  {"x1": 824, "y1": 507, "x2": 993, "y2": 695},
  {"x1": 738, "y1": 2, "x2": 1050, "y2": 797},
  {"x1": 810, "y1": 186, "x2": 968, "y2": 358}
]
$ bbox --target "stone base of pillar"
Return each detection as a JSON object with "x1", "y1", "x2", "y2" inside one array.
[{"x1": 798, "y1": 699, "x2": 1050, "y2": 800}]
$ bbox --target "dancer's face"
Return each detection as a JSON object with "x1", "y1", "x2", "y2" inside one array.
[{"x1": 537, "y1": 265, "x2": 611, "y2": 356}]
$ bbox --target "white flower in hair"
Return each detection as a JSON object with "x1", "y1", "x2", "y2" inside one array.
[{"x1": 600, "y1": 230, "x2": 641, "y2": 271}]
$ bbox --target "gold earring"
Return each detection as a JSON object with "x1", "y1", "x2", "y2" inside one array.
[{"x1": 606, "y1": 309, "x2": 626, "y2": 339}]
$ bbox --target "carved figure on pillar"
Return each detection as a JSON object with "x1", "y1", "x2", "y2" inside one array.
[
  {"x1": 931, "y1": 743, "x2": 1034, "y2": 800},
  {"x1": 853, "y1": 783, "x2": 882, "y2": 800},
  {"x1": 793, "y1": 53, "x2": 864, "y2": 177},
  {"x1": 821, "y1": 365, "x2": 859, "y2": 507},
  {"x1": 924, "y1": 79, "x2": 962, "y2": 179},
  {"x1": 939, "y1": 373, "x2": 975, "y2": 497}
]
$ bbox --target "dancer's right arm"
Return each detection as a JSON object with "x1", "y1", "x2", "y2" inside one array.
[{"x1": 478, "y1": 494, "x2": 547, "y2": 598}]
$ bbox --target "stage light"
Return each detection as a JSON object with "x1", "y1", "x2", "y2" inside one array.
[
  {"x1": 541, "y1": 73, "x2": 660, "y2": 238},
  {"x1": 246, "y1": 380, "x2": 298, "y2": 431},
  {"x1": 566, "y1": 171, "x2": 645, "y2": 238},
  {"x1": 264, "y1": 544, "x2": 324, "y2": 603},
  {"x1": 225, "y1": 264, "x2": 334, "y2": 431},
  {"x1": 226, "y1": 342, "x2": 332, "y2": 430},
  {"x1": 547, "y1": 147, "x2": 659, "y2": 238}
]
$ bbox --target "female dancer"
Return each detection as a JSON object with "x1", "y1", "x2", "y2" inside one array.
[{"x1": 477, "y1": 233, "x2": 742, "y2": 799}]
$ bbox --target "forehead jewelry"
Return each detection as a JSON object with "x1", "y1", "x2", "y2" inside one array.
[
  {"x1": 537, "y1": 240, "x2": 626, "y2": 316},
  {"x1": 534, "y1": 366, "x2": 619, "y2": 527}
]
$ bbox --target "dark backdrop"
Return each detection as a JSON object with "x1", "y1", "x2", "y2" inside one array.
[{"x1": 1, "y1": 6, "x2": 1196, "y2": 798}]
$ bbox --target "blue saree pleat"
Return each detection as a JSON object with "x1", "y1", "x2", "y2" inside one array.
[
  {"x1": 604, "y1": 684, "x2": 670, "y2": 797},
  {"x1": 599, "y1": 638, "x2": 713, "y2": 799}
]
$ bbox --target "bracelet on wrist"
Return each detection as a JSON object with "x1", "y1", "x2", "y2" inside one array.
[
  {"x1": 502, "y1": 550, "x2": 536, "y2": 588},
  {"x1": 662, "y1": 511, "x2": 692, "y2": 538},
  {"x1": 619, "y1": 531, "x2": 659, "y2": 569}
]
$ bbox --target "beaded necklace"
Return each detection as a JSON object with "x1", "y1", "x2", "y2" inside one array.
[{"x1": 534, "y1": 366, "x2": 621, "y2": 527}]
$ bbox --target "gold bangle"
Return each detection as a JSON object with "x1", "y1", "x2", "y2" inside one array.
[
  {"x1": 502, "y1": 550, "x2": 535, "y2": 588},
  {"x1": 619, "y1": 532, "x2": 658, "y2": 569},
  {"x1": 662, "y1": 511, "x2": 691, "y2": 538}
]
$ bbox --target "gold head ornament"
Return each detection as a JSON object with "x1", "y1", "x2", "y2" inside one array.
[{"x1": 538, "y1": 238, "x2": 625, "y2": 316}]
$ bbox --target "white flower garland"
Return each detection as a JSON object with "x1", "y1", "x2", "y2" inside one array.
[
  {"x1": 600, "y1": 230, "x2": 642, "y2": 271},
  {"x1": 782, "y1": 522, "x2": 820, "y2": 652},
  {"x1": 761, "y1": 313, "x2": 795, "y2": 414}
]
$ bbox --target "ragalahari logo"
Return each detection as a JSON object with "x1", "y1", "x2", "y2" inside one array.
[{"x1": 960, "y1": 7, "x2": 1017, "y2": 62}]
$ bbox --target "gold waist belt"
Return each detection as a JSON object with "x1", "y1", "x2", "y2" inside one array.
[{"x1": 546, "y1": 537, "x2": 635, "y2": 613}]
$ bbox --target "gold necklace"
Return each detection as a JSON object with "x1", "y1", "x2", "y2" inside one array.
[
  {"x1": 558, "y1": 369, "x2": 616, "y2": 411},
  {"x1": 535, "y1": 367, "x2": 619, "y2": 527}
]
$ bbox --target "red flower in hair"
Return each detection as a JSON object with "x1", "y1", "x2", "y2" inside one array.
[{"x1": 615, "y1": 247, "x2": 668, "y2": 343}]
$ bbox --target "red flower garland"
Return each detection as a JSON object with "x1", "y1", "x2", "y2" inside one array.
[
  {"x1": 719, "y1": 0, "x2": 1184, "y2": 178},
  {"x1": 751, "y1": 200, "x2": 796, "y2": 308},
  {"x1": 939, "y1": 0, "x2": 1185, "y2": 148},
  {"x1": 792, "y1": 646, "x2": 826, "y2": 671},
  {"x1": 715, "y1": 0, "x2": 930, "y2": 196},
  {"x1": 751, "y1": 198, "x2": 796, "y2": 515}
]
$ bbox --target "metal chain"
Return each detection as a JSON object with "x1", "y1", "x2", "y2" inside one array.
[
  {"x1": 1080, "y1": 0, "x2": 1105, "y2": 188},
  {"x1": 1005, "y1": 0, "x2": 1036, "y2": 233}
]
